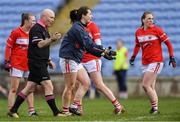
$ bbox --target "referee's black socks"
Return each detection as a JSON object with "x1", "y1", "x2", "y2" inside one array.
[
  {"x1": 45, "y1": 94, "x2": 60, "y2": 116},
  {"x1": 10, "y1": 92, "x2": 26, "y2": 113}
]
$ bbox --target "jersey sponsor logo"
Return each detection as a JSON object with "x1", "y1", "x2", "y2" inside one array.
[
  {"x1": 16, "y1": 38, "x2": 29, "y2": 45},
  {"x1": 138, "y1": 35, "x2": 158, "y2": 42}
]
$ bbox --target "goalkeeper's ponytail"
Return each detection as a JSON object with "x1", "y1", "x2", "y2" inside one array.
[{"x1": 70, "y1": 9, "x2": 78, "y2": 24}]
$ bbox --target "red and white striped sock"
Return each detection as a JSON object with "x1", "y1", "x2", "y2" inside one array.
[
  {"x1": 63, "y1": 106, "x2": 69, "y2": 113},
  {"x1": 72, "y1": 100, "x2": 80, "y2": 108},
  {"x1": 112, "y1": 99, "x2": 121, "y2": 109},
  {"x1": 151, "y1": 101, "x2": 158, "y2": 110}
]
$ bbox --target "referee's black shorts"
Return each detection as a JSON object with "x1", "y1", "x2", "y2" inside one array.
[{"x1": 28, "y1": 59, "x2": 50, "y2": 85}]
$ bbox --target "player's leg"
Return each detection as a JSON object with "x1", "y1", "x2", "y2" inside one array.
[
  {"x1": 90, "y1": 71, "x2": 125, "y2": 114},
  {"x1": 8, "y1": 76, "x2": 20, "y2": 110},
  {"x1": 61, "y1": 72, "x2": 77, "y2": 116},
  {"x1": 59, "y1": 58, "x2": 79, "y2": 116},
  {"x1": 41, "y1": 80, "x2": 61, "y2": 116},
  {"x1": 142, "y1": 72, "x2": 158, "y2": 113},
  {"x1": 150, "y1": 79, "x2": 159, "y2": 113},
  {"x1": 142, "y1": 62, "x2": 163, "y2": 114},
  {"x1": 8, "y1": 81, "x2": 37, "y2": 118},
  {"x1": 70, "y1": 67, "x2": 90, "y2": 115},
  {"x1": 24, "y1": 77, "x2": 37, "y2": 116}
]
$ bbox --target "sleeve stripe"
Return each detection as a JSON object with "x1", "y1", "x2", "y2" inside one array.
[
  {"x1": 32, "y1": 38, "x2": 43, "y2": 42},
  {"x1": 162, "y1": 38, "x2": 169, "y2": 42},
  {"x1": 6, "y1": 42, "x2": 13, "y2": 48},
  {"x1": 160, "y1": 33, "x2": 166, "y2": 38},
  {"x1": 8, "y1": 37, "x2": 13, "y2": 41}
]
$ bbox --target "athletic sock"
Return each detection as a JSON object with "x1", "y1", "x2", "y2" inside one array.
[
  {"x1": 45, "y1": 94, "x2": 60, "y2": 115},
  {"x1": 112, "y1": 99, "x2": 121, "y2": 109},
  {"x1": 72, "y1": 100, "x2": 80, "y2": 108},
  {"x1": 62, "y1": 106, "x2": 69, "y2": 113},
  {"x1": 10, "y1": 92, "x2": 27, "y2": 113},
  {"x1": 28, "y1": 107, "x2": 35, "y2": 113},
  {"x1": 151, "y1": 100, "x2": 158, "y2": 111}
]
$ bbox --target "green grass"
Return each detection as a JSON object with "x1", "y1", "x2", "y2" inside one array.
[{"x1": 0, "y1": 97, "x2": 180, "y2": 121}]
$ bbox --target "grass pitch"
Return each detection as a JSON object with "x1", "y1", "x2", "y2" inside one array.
[{"x1": 0, "y1": 96, "x2": 180, "y2": 121}]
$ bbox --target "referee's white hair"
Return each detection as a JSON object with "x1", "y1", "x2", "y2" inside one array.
[{"x1": 41, "y1": 9, "x2": 55, "y2": 18}]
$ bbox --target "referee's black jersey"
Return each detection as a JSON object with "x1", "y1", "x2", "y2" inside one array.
[{"x1": 28, "y1": 23, "x2": 50, "y2": 61}]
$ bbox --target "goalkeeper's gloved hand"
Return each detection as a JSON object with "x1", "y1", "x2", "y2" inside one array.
[
  {"x1": 2, "y1": 60, "x2": 12, "y2": 72},
  {"x1": 169, "y1": 56, "x2": 176, "y2": 68},
  {"x1": 102, "y1": 46, "x2": 116, "y2": 60},
  {"x1": 129, "y1": 56, "x2": 135, "y2": 66}
]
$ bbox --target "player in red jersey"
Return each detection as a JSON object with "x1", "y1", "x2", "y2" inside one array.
[
  {"x1": 129, "y1": 11, "x2": 176, "y2": 114},
  {"x1": 70, "y1": 21, "x2": 125, "y2": 115},
  {"x1": 4, "y1": 13, "x2": 37, "y2": 116}
]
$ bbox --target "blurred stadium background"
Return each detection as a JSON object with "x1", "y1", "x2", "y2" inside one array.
[{"x1": 0, "y1": 0, "x2": 180, "y2": 97}]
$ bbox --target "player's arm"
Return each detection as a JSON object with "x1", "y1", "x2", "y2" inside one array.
[
  {"x1": 91, "y1": 23, "x2": 101, "y2": 45},
  {"x1": 3, "y1": 30, "x2": 17, "y2": 71},
  {"x1": 4, "y1": 30, "x2": 17, "y2": 61},
  {"x1": 129, "y1": 36, "x2": 140, "y2": 65},
  {"x1": 76, "y1": 27, "x2": 104, "y2": 57},
  {"x1": 158, "y1": 27, "x2": 176, "y2": 68}
]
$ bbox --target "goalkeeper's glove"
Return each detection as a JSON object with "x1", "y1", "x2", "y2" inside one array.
[
  {"x1": 129, "y1": 56, "x2": 135, "y2": 65},
  {"x1": 102, "y1": 46, "x2": 116, "y2": 60},
  {"x1": 3, "y1": 60, "x2": 12, "y2": 72},
  {"x1": 169, "y1": 56, "x2": 176, "y2": 68}
]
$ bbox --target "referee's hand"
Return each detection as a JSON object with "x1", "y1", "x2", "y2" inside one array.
[
  {"x1": 51, "y1": 32, "x2": 61, "y2": 42},
  {"x1": 48, "y1": 60, "x2": 56, "y2": 70}
]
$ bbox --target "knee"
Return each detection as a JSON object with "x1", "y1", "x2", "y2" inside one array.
[
  {"x1": 95, "y1": 83, "x2": 102, "y2": 91},
  {"x1": 83, "y1": 81, "x2": 90, "y2": 91},
  {"x1": 10, "y1": 87, "x2": 18, "y2": 93},
  {"x1": 142, "y1": 83, "x2": 150, "y2": 92}
]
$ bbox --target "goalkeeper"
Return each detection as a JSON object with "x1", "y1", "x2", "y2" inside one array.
[
  {"x1": 69, "y1": 9, "x2": 125, "y2": 116},
  {"x1": 59, "y1": 6, "x2": 124, "y2": 116}
]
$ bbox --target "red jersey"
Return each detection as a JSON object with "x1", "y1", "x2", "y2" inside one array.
[
  {"x1": 5, "y1": 27, "x2": 29, "y2": 71},
  {"x1": 81, "y1": 21, "x2": 101, "y2": 63},
  {"x1": 135, "y1": 25, "x2": 169, "y2": 65}
]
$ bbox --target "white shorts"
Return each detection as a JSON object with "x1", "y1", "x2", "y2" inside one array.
[
  {"x1": 141, "y1": 62, "x2": 164, "y2": 74},
  {"x1": 82, "y1": 59, "x2": 102, "y2": 73},
  {"x1": 10, "y1": 67, "x2": 29, "y2": 78},
  {"x1": 59, "y1": 58, "x2": 83, "y2": 73}
]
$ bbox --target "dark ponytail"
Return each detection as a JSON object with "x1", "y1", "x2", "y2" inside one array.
[
  {"x1": 70, "y1": 6, "x2": 90, "y2": 23},
  {"x1": 21, "y1": 13, "x2": 32, "y2": 26},
  {"x1": 70, "y1": 9, "x2": 78, "y2": 23}
]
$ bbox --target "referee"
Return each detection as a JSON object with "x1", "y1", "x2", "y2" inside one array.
[{"x1": 8, "y1": 9, "x2": 62, "y2": 118}]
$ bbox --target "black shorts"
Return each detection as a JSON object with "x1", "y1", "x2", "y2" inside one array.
[{"x1": 28, "y1": 59, "x2": 50, "y2": 85}]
